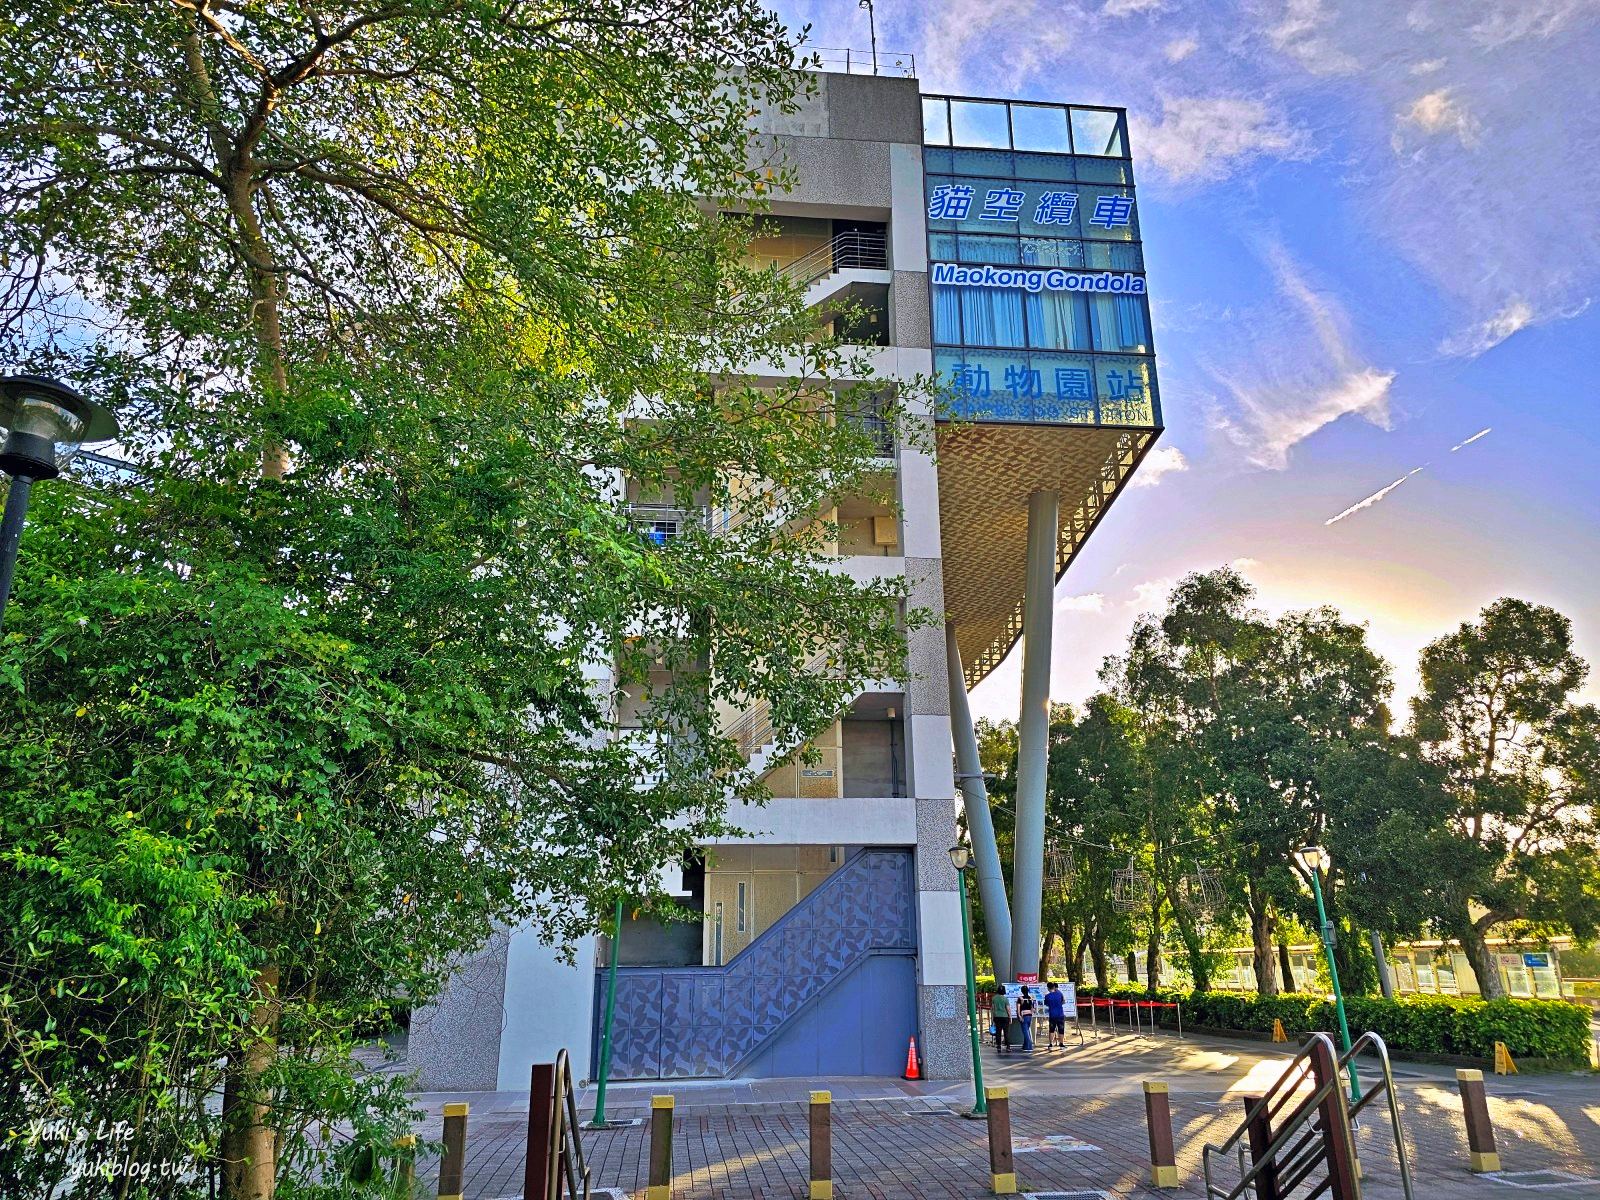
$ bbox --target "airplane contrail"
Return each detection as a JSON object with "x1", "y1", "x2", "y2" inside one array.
[
  {"x1": 1324, "y1": 468, "x2": 1425, "y2": 526},
  {"x1": 1324, "y1": 425, "x2": 1495, "y2": 526}
]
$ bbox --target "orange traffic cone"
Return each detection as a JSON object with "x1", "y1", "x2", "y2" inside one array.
[{"x1": 903, "y1": 1036, "x2": 921, "y2": 1080}]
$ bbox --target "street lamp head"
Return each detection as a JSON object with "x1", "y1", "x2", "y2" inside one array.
[
  {"x1": 948, "y1": 844, "x2": 971, "y2": 871},
  {"x1": 1295, "y1": 845, "x2": 1328, "y2": 874},
  {"x1": 0, "y1": 375, "x2": 118, "y2": 481}
]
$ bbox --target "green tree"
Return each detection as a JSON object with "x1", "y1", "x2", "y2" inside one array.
[
  {"x1": 1410, "y1": 598, "x2": 1600, "y2": 998},
  {"x1": 1107, "y1": 568, "x2": 1391, "y2": 995},
  {"x1": 1, "y1": 5, "x2": 913, "y2": 1197}
]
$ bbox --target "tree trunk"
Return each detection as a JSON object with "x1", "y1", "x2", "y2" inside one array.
[
  {"x1": 1246, "y1": 881, "x2": 1279, "y2": 996},
  {"x1": 1460, "y1": 914, "x2": 1506, "y2": 1000},
  {"x1": 220, "y1": 965, "x2": 282, "y2": 1200},
  {"x1": 1167, "y1": 884, "x2": 1209, "y2": 991},
  {"x1": 1070, "y1": 932, "x2": 1088, "y2": 987},
  {"x1": 1144, "y1": 932, "x2": 1161, "y2": 993},
  {"x1": 1125, "y1": 952, "x2": 1138, "y2": 983},
  {"x1": 1039, "y1": 930, "x2": 1056, "y2": 980},
  {"x1": 1277, "y1": 941, "x2": 1296, "y2": 992},
  {"x1": 1090, "y1": 937, "x2": 1110, "y2": 989}
]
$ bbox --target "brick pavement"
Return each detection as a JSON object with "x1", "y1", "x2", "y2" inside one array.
[{"x1": 409, "y1": 1081, "x2": 1600, "y2": 1199}]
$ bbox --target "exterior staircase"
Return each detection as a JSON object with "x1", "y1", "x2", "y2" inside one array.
[
  {"x1": 598, "y1": 847, "x2": 917, "y2": 1079},
  {"x1": 775, "y1": 230, "x2": 890, "y2": 311},
  {"x1": 721, "y1": 648, "x2": 833, "y2": 777}
]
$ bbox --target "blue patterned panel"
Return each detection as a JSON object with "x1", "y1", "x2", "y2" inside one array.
[
  {"x1": 607, "y1": 971, "x2": 663, "y2": 1079},
  {"x1": 600, "y1": 848, "x2": 916, "y2": 1079}
]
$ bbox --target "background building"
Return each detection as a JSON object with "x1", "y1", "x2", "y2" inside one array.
[{"x1": 410, "y1": 61, "x2": 1162, "y2": 1088}]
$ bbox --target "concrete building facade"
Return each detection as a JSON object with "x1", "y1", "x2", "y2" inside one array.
[{"x1": 410, "y1": 63, "x2": 1161, "y2": 1089}]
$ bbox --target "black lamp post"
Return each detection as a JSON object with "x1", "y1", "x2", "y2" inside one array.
[{"x1": 0, "y1": 375, "x2": 118, "y2": 633}]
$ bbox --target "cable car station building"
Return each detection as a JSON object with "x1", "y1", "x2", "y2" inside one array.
[{"x1": 410, "y1": 63, "x2": 1163, "y2": 1089}]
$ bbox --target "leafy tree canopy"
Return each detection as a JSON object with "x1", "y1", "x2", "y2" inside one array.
[{"x1": 0, "y1": 4, "x2": 918, "y2": 1195}]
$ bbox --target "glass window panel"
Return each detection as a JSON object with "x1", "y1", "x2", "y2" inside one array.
[
  {"x1": 937, "y1": 348, "x2": 1012, "y2": 422},
  {"x1": 1018, "y1": 352, "x2": 1100, "y2": 424},
  {"x1": 1079, "y1": 185, "x2": 1140, "y2": 241},
  {"x1": 957, "y1": 234, "x2": 1020, "y2": 264},
  {"x1": 1013, "y1": 151, "x2": 1075, "y2": 181},
  {"x1": 1010, "y1": 104, "x2": 1070, "y2": 153},
  {"x1": 929, "y1": 232, "x2": 959, "y2": 260},
  {"x1": 922, "y1": 97, "x2": 950, "y2": 145},
  {"x1": 932, "y1": 284, "x2": 962, "y2": 344},
  {"x1": 1088, "y1": 294, "x2": 1152, "y2": 353},
  {"x1": 924, "y1": 175, "x2": 971, "y2": 229},
  {"x1": 1094, "y1": 355, "x2": 1157, "y2": 425},
  {"x1": 924, "y1": 146, "x2": 955, "y2": 174},
  {"x1": 1024, "y1": 292, "x2": 1093, "y2": 352},
  {"x1": 961, "y1": 286, "x2": 1027, "y2": 348},
  {"x1": 1019, "y1": 183, "x2": 1083, "y2": 237},
  {"x1": 950, "y1": 99, "x2": 1012, "y2": 148},
  {"x1": 1019, "y1": 238, "x2": 1084, "y2": 268},
  {"x1": 1082, "y1": 241, "x2": 1144, "y2": 270},
  {"x1": 949, "y1": 147, "x2": 1015, "y2": 176},
  {"x1": 1073, "y1": 155, "x2": 1134, "y2": 185},
  {"x1": 1071, "y1": 107, "x2": 1125, "y2": 156}
]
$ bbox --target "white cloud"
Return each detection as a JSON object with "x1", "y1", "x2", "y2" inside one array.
[
  {"x1": 1057, "y1": 592, "x2": 1107, "y2": 613},
  {"x1": 1133, "y1": 96, "x2": 1310, "y2": 183},
  {"x1": 1469, "y1": 0, "x2": 1596, "y2": 48},
  {"x1": 1410, "y1": 56, "x2": 1447, "y2": 74},
  {"x1": 1268, "y1": 0, "x2": 1361, "y2": 74},
  {"x1": 1439, "y1": 297, "x2": 1592, "y2": 357},
  {"x1": 1129, "y1": 577, "x2": 1177, "y2": 612},
  {"x1": 1397, "y1": 88, "x2": 1479, "y2": 146},
  {"x1": 1210, "y1": 242, "x2": 1396, "y2": 469},
  {"x1": 1129, "y1": 444, "x2": 1189, "y2": 487},
  {"x1": 1103, "y1": 0, "x2": 1166, "y2": 14},
  {"x1": 1164, "y1": 35, "x2": 1199, "y2": 61},
  {"x1": 1450, "y1": 427, "x2": 1492, "y2": 451},
  {"x1": 1324, "y1": 467, "x2": 1425, "y2": 526},
  {"x1": 1232, "y1": 556, "x2": 1262, "y2": 571},
  {"x1": 1219, "y1": 368, "x2": 1396, "y2": 470},
  {"x1": 1440, "y1": 298, "x2": 1533, "y2": 356}
]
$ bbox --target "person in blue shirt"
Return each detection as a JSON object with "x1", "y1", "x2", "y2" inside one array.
[{"x1": 1044, "y1": 981, "x2": 1068, "y2": 1049}]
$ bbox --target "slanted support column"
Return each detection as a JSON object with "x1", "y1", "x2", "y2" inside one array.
[
  {"x1": 947, "y1": 623, "x2": 1012, "y2": 983},
  {"x1": 1009, "y1": 489, "x2": 1057, "y2": 982}
]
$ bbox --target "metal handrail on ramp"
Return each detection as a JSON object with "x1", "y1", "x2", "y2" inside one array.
[{"x1": 1201, "y1": 1031, "x2": 1413, "y2": 1200}]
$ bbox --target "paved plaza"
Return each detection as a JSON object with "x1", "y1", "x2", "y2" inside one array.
[{"x1": 403, "y1": 1028, "x2": 1600, "y2": 1199}]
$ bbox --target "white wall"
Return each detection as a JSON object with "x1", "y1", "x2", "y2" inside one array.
[
  {"x1": 496, "y1": 923, "x2": 599, "y2": 1088},
  {"x1": 716, "y1": 795, "x2": 918, "y2": 844}
]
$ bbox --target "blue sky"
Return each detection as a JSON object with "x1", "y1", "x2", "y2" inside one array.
[{"x1": 776, "y1": 0, "x2": 1600, "y2": 721}]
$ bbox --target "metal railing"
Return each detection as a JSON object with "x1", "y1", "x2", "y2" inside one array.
[
  {"x1": 1202, "y1": 1031, "x2": 1413, "y2": 1200},
  {"x1": 775, "y1": 230, "x2": 889, "y2": 289},
  {"x1": 805, "y1": 46, "x2": 916, "y2": 77},
  {"x1": 524, "y1": 1049, "x2": 590, "y2": 1200},
  {"x1": 626, "y1": 503, "x2": 709, "y2": 546},
  {"x1": 722, "y1": 649, "x2": 833, "y2": 759}
]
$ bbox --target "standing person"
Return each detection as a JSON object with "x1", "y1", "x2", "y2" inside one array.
[
  {"x1": 1018, "y1": 986, "x2": 1035, "y2": 1053},
  {"x1": 1044, "y1": 981, "x2": 1067, "y2": 1050},
  {"x1": 990, "y1": 988, "x2": 1011, "y2": 1056}
]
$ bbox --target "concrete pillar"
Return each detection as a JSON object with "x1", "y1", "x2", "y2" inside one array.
[
  {"x1": 946, "y1": 623, "x2": 1012, "y2": 983},
  {"x1": 1009, "y1": 489, "x2": 1057, "y2": 981}
]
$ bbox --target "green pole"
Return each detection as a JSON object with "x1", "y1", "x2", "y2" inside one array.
[
  {"x1": 957, "y1": 869, "x2": 987, "y2": 1116},
  {"x1": 1309, "y1": 869, "x2": 1360, "y2": 1102},
  {"x1": 588, "y1": 896, "x2": 625, "y2": 1128}
]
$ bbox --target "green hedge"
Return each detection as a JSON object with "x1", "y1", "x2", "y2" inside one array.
[{"x1": 974, "y1": 979, "x2": 1591, "y2": 1067}]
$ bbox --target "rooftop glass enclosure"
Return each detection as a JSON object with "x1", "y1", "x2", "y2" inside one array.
[{"x1": 922, "y1": 96, "x2": 1160, "y2": 429}]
